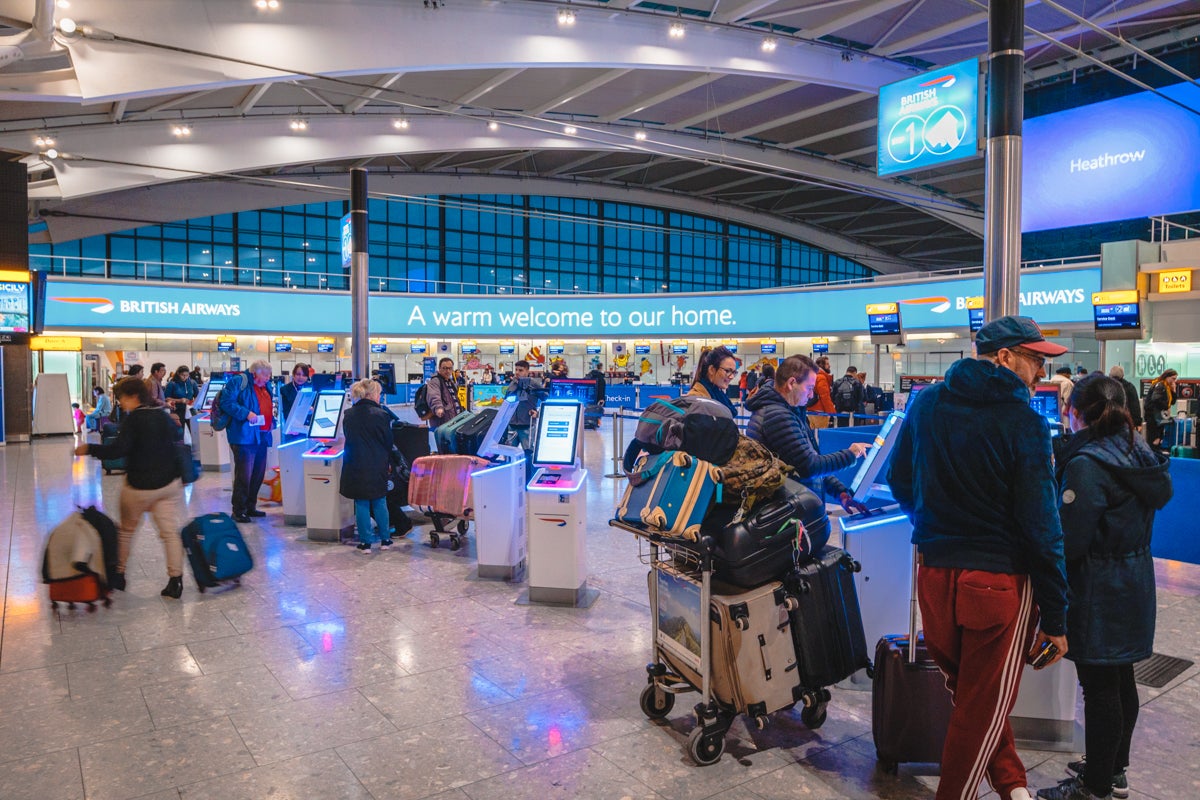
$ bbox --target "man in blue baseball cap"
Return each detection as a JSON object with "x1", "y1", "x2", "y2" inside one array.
[{"x1": 887, "y1": 316, "x2": 1070, "y2": 800}]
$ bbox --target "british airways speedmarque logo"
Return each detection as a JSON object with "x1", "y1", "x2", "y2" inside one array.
[
  {"x1": 53, "y1": 296, "x2": 114, "y2": 314},
  {"x1": 920, "y1": 74, "x2": 957, "y2": 89}
]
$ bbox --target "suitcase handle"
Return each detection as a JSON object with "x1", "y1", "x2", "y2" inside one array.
[
  {"x1": 757, "y1": 633, "x2": 772, "y2": 680},
  {"x1": 908, "y1": 544, "x2": 920, "y2": 665}
]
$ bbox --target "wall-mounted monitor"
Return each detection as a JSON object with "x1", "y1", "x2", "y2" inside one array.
[
  {"x1": 461, "y1": 341, "x2": 477, "y2": 354},
  {"x1": 867, "y1": 303, "x2": 904, "y2": 345},
  {"x1": 760, "y1": 341, "x2": 777, "y2": 354},
  {"x1": 722, "y1": 342, "x2": 738, "y2": 354},
  {"x1": 275, "y1": 340, "x2": 292, "y2": 353},
  {"x1": 586, "y1": 343, "x2": 603, "y2": 355},
  {"x1": 307, "y1": 390, "x2": 347, "y2": 440},
  {"x1": 217, "y1": 339, "x2": 236, "y2": 352},
  {"x1": 410, "y1": 341, "x2": 427, "y2": 354},
  {"x1": 634, "y1": 343, "x2": 651, "y2": 354},
  {"x1": 548, "y1": 342, "x2": 565, "y2": 355},
  {"x1": 499, "y1": 342, "x2": 516, "y2": 355},
  {"x1": 317, "y1": 340, "x2": 335, "y2": 353},
  {"x1": 370, "y1": 341, "x2": 387, "y2": 353},
  {"x1": 1092, "y1": 290, "x2": 1142, "y2": 340},
  {"x1": 969, "y1": 308, "x2": 985, "y2": 333},
  {"x1": 849, "y1": 411, "x2": 906, "y2": 504},
  {"x1": 812, "y1": 340, "x2": 829, "y2": 354},
  {"x1": 532, "y1": 400, "x2": 583, "y2": 468},
  {"x1": 671, "y1": 343, "x2": 688, "y2": 354}
]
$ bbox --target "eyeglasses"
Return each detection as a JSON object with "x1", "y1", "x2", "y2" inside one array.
[
  {"x1": 1009, "y1": 348, "x2": 1046, "y2": 371},
  {"x1": 719, "y1": 367, "x2": 737, "y2": 376}
]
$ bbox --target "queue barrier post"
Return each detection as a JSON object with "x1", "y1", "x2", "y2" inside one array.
[{"x1": 605, "y1": 409, "x2": 625, "y2": 479}]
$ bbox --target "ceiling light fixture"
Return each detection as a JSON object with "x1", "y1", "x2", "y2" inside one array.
[
  {"x1": 487, "y1": 120, "x2": 500, "y2": 132},
  {"x1": 254, "y1": 0, "x2": 281, "y2": 10},
  {"x1": 34, "y1": 135, "x2": 55, "y2": 148},
  {"x1": 289, "y1": 118, "x2": 308, "y2": 131},
  {"x1": 634, "y1": 130, "x2": 647, "y2": 141},
  {"x1": 392, "y1": 118, "x2": 409, "y2": 130},
  {"x1": 57, "y1": 18, "x2": 76, "y2": 34},
  {"x1": 668, "y1": 21, "x2": 685, "y2": 39},
  {"x1": 557, "y1": 8, "x2": 575, "y2": 26},
  {"x1": 56, "y1": 0, "x2": 70, "y2": 8},
  {"x1": 563, "y1": 125, "x2": 577, "y2": 135},
  {"x1": 171, "y1": 124, "x2": 191, "y2": 137},
  {"x1": 761, "y1": 36, "x2": 777, "y2": 53},
  {"x1": 44, "y1": 148, "x2": 59, "y2": 160}
]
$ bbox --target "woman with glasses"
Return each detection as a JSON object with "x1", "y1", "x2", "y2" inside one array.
[{"x1": 687, "y1": 346, "x2": 738, "y2": 415}]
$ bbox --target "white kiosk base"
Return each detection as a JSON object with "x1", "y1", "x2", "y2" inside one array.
[
  {"x1": 278, "y1": 438, "x2": 309, "y2": 526},
  {"x1": 521, "y1": 467, "x2": 597, "y2": 607},
  {"x1": 191, "y1": 415, "x2": 232, "y2": 473},
  {"x1": 302, "y1": 444, "x2": 353, "y2": 542},
  {"x1": 471, "y1": 446, "x2": 528, "y2": 581}
]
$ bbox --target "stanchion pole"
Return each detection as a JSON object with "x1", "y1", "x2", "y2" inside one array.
[{"x1": 605, "y1": 409, "x2": 625, "y2": 478}]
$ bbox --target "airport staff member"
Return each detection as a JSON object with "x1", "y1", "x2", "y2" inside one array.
[
  {"x1": 426, "y1": 357, "x2": 463, "y2": 429},
  {"x1": 888, "y1": 316, "x2": 1070, "y2": 800},
  {"x1": 280, "y1": 363, "x2": 311, "y2": 421},
  {"x1": 220, "y1": 360, "x2": 275, "y2": 523}
]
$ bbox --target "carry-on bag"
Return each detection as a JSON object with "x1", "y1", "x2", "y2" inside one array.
[
  {"x1": 181, "y1": 512, "x2": 254, "y2": 592},
  {"x1": 101, "y1": 432, "x2": 126, "y2": 475},
  {"x1": 583, "y1": 403, "x2": 602, "y2": 430},
  {"x1": 433, "y1": 410, "x2": 477, "y2": 454},
  {"x1": 616, "y1": 452, "x2": 674, "y2": 528},
  {"x1": 654, "y1": 573, "x2": 803, "y2": 728},
  {"x1": 872, "y1": 545, "x2": 954, "y2": 773},
  {"x1": 392, "y1": 420, "x2": 432, "y2": 464},
  {"x1": 407, "y1": 454, "x2": 489, "y2": 517},
  {"x1": 454, "y1": 407, "x2": 499, "y2": 456},
  {"x1": 641, "y1": 451, "x2": 722, "y2": 541},
  {"x1": 785, "y1": 545, "x2": 870, "y2": 689},
  {"x1": 42, "y1": 509, "x2": 117, "y2": 608}
]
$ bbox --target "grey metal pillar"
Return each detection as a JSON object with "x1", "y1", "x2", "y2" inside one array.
[
  {"x1": 350, "y1": 168, "x2": 369, "y2": 381},
  {"x1": 873, "y1": 344, "x2": 881, "y2": 394},
  {"x1": 983, "y1": 0, "x2": 1024, "y2": 321}
]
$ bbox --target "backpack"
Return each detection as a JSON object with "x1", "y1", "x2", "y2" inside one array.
[
  {"x1": 712, "y1": 435, "x2": 792, "y2": 514},
  {"x1": 633, "y1": 395, "x2": 738, "y2": 464},
  {"x1": 413, "y1": 382, "x2": 434, "y2": 420},
  {"x1": 833, "y1": 376, "x2": 859, "y2": 412},
  {"x1": 209, "y1": 373, "x2": 244, "y2": 432}
]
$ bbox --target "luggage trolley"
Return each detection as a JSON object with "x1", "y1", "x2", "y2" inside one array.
[{"x1": 610, "y1": 520, "x2": 832, "y2": 766}]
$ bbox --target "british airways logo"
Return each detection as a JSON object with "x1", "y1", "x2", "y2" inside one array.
[
  {"x1": 53, "y1": 296, "x2": 114, "y2": 314},
  {"x1": 535, "y1": 516, "x2": 568, "y2": 527},
  {"x1": 920, "y1": 74, "x2": 957, "y2": 89}
]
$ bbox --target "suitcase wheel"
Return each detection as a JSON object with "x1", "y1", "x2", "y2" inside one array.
[
  {"x1": 800, "y1": 703, "x2": 827, "y2": 729},
  {"x1": 456, "y1": 519, "x2": 469, "y2": 536},
  {"x1": 639, "y1": 684, "x2": 675, "y2": 720},
  {"x1": 752, "y1": 713, "x2": 769, "y2": 731},
  {"x1": 429, "y1": 532, "x2": 440, "y2": 548},
  {"x1": 733, "y1": 616, "x2": 749, "y2": 631},
  {"x1": 783, "y1": 595, "x2": 800, "y2": 611},
  {"x1": 449, "y1": 535, "x2": 461, "y2": 552},
  {"x1": 686, "y1": 727, "x2": 725, "y2": 766}
]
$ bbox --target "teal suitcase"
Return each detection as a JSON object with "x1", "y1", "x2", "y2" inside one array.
[{"x1": 642, "y1": 451, "x2": 722, "y2": 541}]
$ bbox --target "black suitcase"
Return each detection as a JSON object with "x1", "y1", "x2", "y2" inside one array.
[
  {"x1": 454, "y1": 407, "x2": 498, "y2": 456},
  {"x1": 101, "y1": 433, "x2": 126, "y2": 475},
  {"x1": 872, "y1": 633, "x2": 953, "y2": 772},
  {"x1": 392, "y1": 421, "x2": 432, "y2": 464},
  {"x1": 181, "y1": 513, "x2": 254, "y2": 592},
  {"x1": 785, "y1": 546, "x2": 870, "y2": 689},
  {"x1": 701, "y1": 486, "x2": 829, "y2": 589},
  {"x1": 584, "y1": 404, "x2": 602, "y2": 430}
]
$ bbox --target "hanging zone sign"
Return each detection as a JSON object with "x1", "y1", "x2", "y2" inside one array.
[{"x1": 878, "y1": 58, "x2": 982, "y2": 177}]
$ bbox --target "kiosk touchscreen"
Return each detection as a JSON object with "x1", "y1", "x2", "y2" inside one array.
[
  {"x1": 531, "y1": 400, "x2": 583, "y2": 476},
  {"x1": 847, "y1": 411, "x2": 906, "y2": 506},
  {"x1": 471, "y1": 396, "x2": 530, "y2": 581},
  {"x1": 190, "y1": 379, "x2": 231, "y2": 472},
  {"x1": 308, "y1": 391, "x2": 347, "y2": 441},
  {"x1": 1030, "y1": 383, "x2": 1064, "y2": 435},
  {"x1": 278, "y1": 387, "x2": 317, "y2": 526},
  {"x1": 301, "y1": 390, "x2": 353, "y2": 542},
  {"x1": 197, "y1": 379, "x2": 225, "y2": 414}
]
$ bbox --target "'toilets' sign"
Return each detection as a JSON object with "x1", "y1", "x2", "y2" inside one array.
[{"x1": 877, "y1": 59, "x2": 982, "y2": 177}]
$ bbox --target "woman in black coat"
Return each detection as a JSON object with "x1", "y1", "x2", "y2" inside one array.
[
  {"x1": 1036, "y1": 375, "x2": 1173, "y2": 800},
  {"x1": 1142, "y1": 368, "x2": 1177, "y2": 452},
  {"x1": 341, "y1": 379, "x2": 395, "y2": 554}
]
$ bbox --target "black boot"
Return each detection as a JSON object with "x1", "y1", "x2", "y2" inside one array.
[
  {"x1": 161, "y1": 576, "x2": 183, "y2": 599},
  {"x1": 109, "y1": 572, "x2": 126, "y2": 592}
]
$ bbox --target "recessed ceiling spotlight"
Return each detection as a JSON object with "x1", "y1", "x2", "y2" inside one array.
[
  {"x1": 57, "y1": 18, "x2": 76, "y2": 34},
  {"x1": 487, "y1": 120, "x2": 500, "y2": 132},
  {"x1": 44, "y1": 148, "x2": 59, "y2": 160},
  {"x1": 171, "y1": 124, "x2": 192, "y2": 137},
  {"x1": 289, "y1": 118, "x2": 308, "y2": 131},
  {"x1": 56, "y1": 0, "x2": 70, "y2": 8},
  {"x1": 255, "y1": 0, "x2": 281, "y2": 10},
  {"x1": 669, "y1": 21, "x2": 685, "y2": 38},
  {"x1": 634, "y1": 130, "x2": 647, "y2": 141},
  {"x1": 761, "y1": 36, "x2": 778, "y2": 53},
  {"x1": 557, "y1": 8, "x2": 575, "y2": 26},
  {"x1": 34, "y1": 135, "x2": 55, "y2": 148},
  {"x1": 563, "y1": 125, "x2": 577, "y2": 135},
  {"x1": 392, "y1": 118, "x2": 409, "y2": 130}
]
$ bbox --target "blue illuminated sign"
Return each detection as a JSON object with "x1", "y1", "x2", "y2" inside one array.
[
  {"x1": 499, "y1": 343, "x2": 515, "y2": 354},
  {"x1": 410, "y1": 342, "x2": 427, "y2": 354},
  {"x1": 274, "y1": 341, "x2": 292, "y2": 353},
  {"x1": 812, "y1": 341, "x2": 829, "y2": 354},
  {"x1": 586, "y1": 343, "x2": 602, "y2": 354},
  {"x1": 760, "y1": 342, "x2": 777, "y2": 354},
  {"x1": 1023, "y1": 82, "x2": 1200, "y2": 231},
  {"x1": 869, "y1": 313, "x2": 901, "y2": 336},
  {"x1": 43, "y1": 268, "x2": 1101, "y2": 337},
  {"x1": 217, "y1": 339, "x2": 235, "y2": 352},
  {"x1": 969, "y1": 308, "x2": 985, "y2": 332},
  {"x1": 340, "y1": 214, "x2": 353, "y2": 271},
  {"x1": 317, "y1": 341, "x2": 335, "y2": 353},
  {"x1": 634, "y1": 343, "x2": 651, "y2": 354},
  {"x1": 1094, "y1": 303, "x2": 1140, "y2": 332},
  {"x1": 370, "y1": 342, "x2": 387, "y2": 353},
  {"x1": 878, "y1": 59, "x2": 981, "y2": 177},
  {"x1": 671, "y1": 343, "x2": 688, "y2": 354},
  {"x1": 548, "y1": 343, "x2": 565, "y2": 355}
]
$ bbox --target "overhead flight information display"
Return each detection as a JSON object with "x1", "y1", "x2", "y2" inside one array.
[
  {"x1": 878, "y1": 58, "x2": 982, "y2": 177},
  {"x1": 1092, "y1": 290, "x2": 1141, "y2": 338}
]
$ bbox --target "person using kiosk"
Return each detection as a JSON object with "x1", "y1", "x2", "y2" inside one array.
[
  {"x1": 340, "y1": 379, "x2": 395, "y2": 554},
  {"x1": 219, "y1": 360, "x2": 275, "y2": 523}
]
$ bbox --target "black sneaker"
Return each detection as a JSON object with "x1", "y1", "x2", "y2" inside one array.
[
  {"x1": 109, "y1": 572, "x2": 126, "y2": 592},
  {"x1": 355, "y1": 542, "x2": 373, "y2": 554},
  {"x1": 1066, "y1": 759, "x2": 1129, "y2": 799},
  {"x1": 379, "y1": 539, "x2": 393, "y2": 551},
  {"x1": 246, "y1": 509, "x2": 266, "y2": 518},
  {"x1": 1037, "y1": 776, "x2": 1112, "y2": 800}
]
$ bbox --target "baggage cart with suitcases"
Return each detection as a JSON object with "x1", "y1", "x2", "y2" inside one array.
[
  {"x1": 408, "y1": 454, "x2": 489, "y2": 549},
  {"x1": 872, "y1": 545, "x2": 954, "y2": 773},
  {"x1": 784, "y1": 545, "x2": 871, "y2": 695},
  {"x1": 454, "y1": 407, "x2": 498, "y2": 456},
  {"x1": 41, "y1": 506, "x2": 120, "y2": 610},
  {"x1": 387, "y1": 420, "x2": 432, "y2": 530},
  {"x1": 181, "y1": 512, "x2": 254, "y2": 592},
  {"x1": 610, "y1": 520, "x2": 834, "y2": 766},
  {"x1": 433, "y1": 410, "x2": 477, "y2": 454}
]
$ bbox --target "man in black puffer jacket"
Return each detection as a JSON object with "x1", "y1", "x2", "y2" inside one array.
[{"x1": 746, "y1": 354, "x2": 867, "y2": 512}]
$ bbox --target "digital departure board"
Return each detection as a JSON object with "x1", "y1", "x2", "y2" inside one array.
[{"x1": 1092, "y1": 290, "x2": 1142, "y2": 340}]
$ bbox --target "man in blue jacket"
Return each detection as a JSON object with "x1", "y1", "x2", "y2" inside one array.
[
  {"x1": 888, "y1": 316, "x2": 1070, "y2": 800},
  {"x1": 219, "y1": 360, "x2": 275, "y2": 523}
]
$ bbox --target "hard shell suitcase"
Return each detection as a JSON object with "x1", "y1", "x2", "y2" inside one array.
[
  {"x1": 101, "y1": 433, "x2": 126, "y2": 475},
  {"x1": 408, "y1": 454, "x2": 489, "y2": 518},
  {"x1": 1171, "y1": 445, "x2": 1200, "y2": 458},
  {"x1": 454, "y1": 407, "x2": 498, "y2": 456},
  {"x1": 785, "y1": 545, "x2": 870, "y2": 689},
  {"x1": 433, "y1": 411, "x2": 477, "y2": 454},
  {"x1": 642, "y1": 451, "x2": 721, "y2": 541},
  {"x1": 872, "y1": 545, "x2": 954, "y2": 773},
  {"x1": 181, "y1": 512, "x2": 254, "y2": 592},
  {"x1": 659, "y1": 576, "x2": 803, "y2": 727},
  {"x1": 701, "y1": 486, "x2": 829, "y2": 589},
  {"x1": 584, "y1": 404, "x2": 602, "y2": 430},
  {"x1": 616, "y1": 452, "x2": 673, "y2": 528}
]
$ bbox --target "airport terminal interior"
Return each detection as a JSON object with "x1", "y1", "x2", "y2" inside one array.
[{"x1": 5, "y1": 0, "x2": 1200, "y2": 798}]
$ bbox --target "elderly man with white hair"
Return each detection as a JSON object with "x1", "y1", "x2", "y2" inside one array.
[
  {"x1": 1108, "y1": 365, "x2": 1144, "y2": 432},
  {"x1": 217, "y1": 359, "x2": 276, "y2": 523}
]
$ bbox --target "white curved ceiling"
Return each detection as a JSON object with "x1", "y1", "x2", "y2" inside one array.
[{"x1": 2, "y1": 0, "x2": 1198, "y2": 271}]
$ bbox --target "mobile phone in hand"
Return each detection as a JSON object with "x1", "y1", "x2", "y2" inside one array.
[{"x1": 1028, "y1": 640, "x2": 1059, "y2": 669}]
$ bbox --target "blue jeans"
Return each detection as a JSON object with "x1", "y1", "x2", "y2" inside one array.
[{"x1": 354, "y1": 497, "x2": 389, "y2": 545}]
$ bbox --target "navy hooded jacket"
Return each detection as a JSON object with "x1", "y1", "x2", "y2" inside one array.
[
  {"x1": 887, "y1": 357, "x2": 1069, "y2": 636},
  {"x1": 746, "y1": 385, "x2": 854, "y2": 501},
  {"x1": 1055, "y1": 429, "x2": 1172, "y2": 664}
]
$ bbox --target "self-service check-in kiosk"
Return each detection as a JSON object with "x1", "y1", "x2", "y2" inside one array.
[
  {"x1": 190, "y1": 379, "x2": 232, "y2": 472},
  {"x1": 835, "y1": 411, "x2": 913, "y2": 687},
  {"x1": 277, "y1": 387, "x2": 317, "y2": 526},
  {"x1": 468, "y1": 396, "x2": 528, "y2": 581},
  {"x1": 301, "y1": 390, "x2": 353, "y2": 542},
  {"x1": 522, "y1": 399, "x2": 597, "y2": 607}
]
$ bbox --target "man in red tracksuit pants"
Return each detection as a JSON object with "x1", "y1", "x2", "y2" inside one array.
[{"x1": 889, "y1": 316, "x2": 1071, "y2": 800}]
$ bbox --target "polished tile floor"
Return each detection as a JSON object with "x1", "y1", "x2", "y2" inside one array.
[{"x1": 2, "y1": 425, "x2": 1199, "y2": 800}]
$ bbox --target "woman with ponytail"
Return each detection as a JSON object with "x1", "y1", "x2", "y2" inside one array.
[
  {"x1": 1142, "y1": 368, "x2": 1178, "y2": 452},
  {"x1": 1036, "y1": 374, "x2": 1173, "y2": 800},
  {"x1": 687, "y1": 345, "x2": 739, "y2": 416}
]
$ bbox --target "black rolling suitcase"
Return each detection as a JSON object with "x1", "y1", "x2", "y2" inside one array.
[
  {"x1": 181, "y1": 513, "x2": 254, "y2": 592},
  {"x1": 584, "y1": 404, "x2": 602, "y2": 430},
  {"x1": 785, "y1": 545, "x2": 870, "y2": 689},
  {"x1": 454, "y1": 407, "x2": 498, "y2": 456},
  {"x1": 701, "y1": 485, "x2": 829, "y2": 589},
  {"x1": 392, "y1": 421, "x2": 432, "y2": 464},
  {"x1": 872, "y1": 547, "x2": 954, "y2": 773},
  {"x1": 100, "y1": 433, "x2": 126, "y2": 475},
  {"x1": 384, "y1": 451, "x2": 414, "y2": 536}
]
